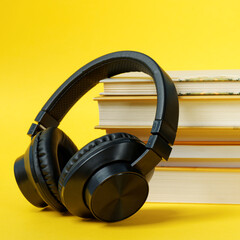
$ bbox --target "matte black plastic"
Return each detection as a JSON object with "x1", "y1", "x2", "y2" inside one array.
[
  {"x1": 85, "y1": 162, "x2": 148, "y2": 222},
  {"x1": 28, "y1": 51, "x2": 179, "y2": 156},
  {"x1": 60, "y1": 138, "x2": 147, "y2": 218},
  {"x1": 151, "y1": 119, "x2": 177, "y2": 146},
  {"x1": 131, "y1": 149, "x2": 162, "y2": 176},
  {"x1": 27, "y1": 123, "x2": 45, "y2": 137},
  {"x1": 14, "y1": 155, "x2": 47, "y2": 208},
  {"x1": 146, "y1": 134, "x2": 172, "y2": 160},
  {"x1": 35, "y1": 110, "x2": 59, "y2": 127}
]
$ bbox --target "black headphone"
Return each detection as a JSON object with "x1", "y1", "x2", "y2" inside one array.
[{"x1": 14, "y1": 51, "x2": 179, "y2": 222}]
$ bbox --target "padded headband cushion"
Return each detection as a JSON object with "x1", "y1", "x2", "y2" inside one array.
[
  {"x1": 36, "y1": 127, "x2": 78, "y2": 202},
  {"x1": 58, "y1": 132, "x2": 141, "y2": 194}
]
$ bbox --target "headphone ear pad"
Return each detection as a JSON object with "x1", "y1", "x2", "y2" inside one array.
[{"x1": 33, "y1": 127, "x2": 78, "y2": 210}]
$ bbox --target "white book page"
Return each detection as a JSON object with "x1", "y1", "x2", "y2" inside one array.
[{"x1": 101, "y1": 70, "x2": 240, "y2": 82}]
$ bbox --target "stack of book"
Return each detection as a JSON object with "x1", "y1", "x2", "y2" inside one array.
[{"x1": 94, "y1": 70, "x2": 240, "y2": 204}]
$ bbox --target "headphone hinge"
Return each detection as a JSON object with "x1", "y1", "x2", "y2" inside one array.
[
  {"x1": 27, "y1": 123, "x2": 46, "y2": 138},
  {"x1": 146, "y1": 134, "x2": 172, "y2": 161},
  {"x1": 35, "y1": 110, "x2": 59, "y2": 128},
  {"x1": 151, "y1": 119, "x2": 177, "y2": 145},
  {"x1": 131, "y1": 148, "x2": 161, "y2": 176},
  {"x1": 27, "y1": 111, "x2": 59, "y2": 138}
]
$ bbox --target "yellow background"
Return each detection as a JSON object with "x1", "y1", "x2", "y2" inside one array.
[{"x1": 1, "y1": 0, "x2": 240, "y2": 239}]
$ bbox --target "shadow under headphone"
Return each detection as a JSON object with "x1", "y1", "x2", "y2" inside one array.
[{"x1": 14, "y1": 51, "x2": 179, "y2": 222}]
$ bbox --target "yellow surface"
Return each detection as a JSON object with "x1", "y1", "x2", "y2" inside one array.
[
  {"x1": 156, "y1": 166, "x2": 240, "y2": 173},
  {"x1": 1, "y1": 0, "x2": 240, "y2": 239}
]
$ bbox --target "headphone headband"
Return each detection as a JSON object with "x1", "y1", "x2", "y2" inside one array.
[{"x1": 28, "y1": 51, "x2": 179, "y2": 161}]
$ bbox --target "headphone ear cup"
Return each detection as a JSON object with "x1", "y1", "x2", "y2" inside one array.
[
  {"x1": 30, "y1": 127, "x2": 78, "y2": 211},
  {"x1": 58, "y1": 132, "x2": 142, "y2": 195},
  {"x1": 58, "y1": 132, "x2": 147, "y2": 220}
]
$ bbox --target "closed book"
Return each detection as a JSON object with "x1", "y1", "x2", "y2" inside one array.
[
  {"x1": 160, "y1": 144, "x2": 240, "y2": 168},
  {"x1": 100, "y1": 70, "x2": 240, "y2": 96},
  {"x1": 147, "y1": 167, "x2": 240, "y2": 204},
  {"x1": 94, "y1": 95, "x2": 240, "y2": 127},
  {"x1": 97, "y1": 126, "x2": 240, "y2": 142}
]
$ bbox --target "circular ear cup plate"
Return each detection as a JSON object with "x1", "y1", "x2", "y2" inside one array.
[
  {"x1": 85, "y1": 162, "x2": 149, "y2": 222},
  {"x1": 59, "y1": 133, "x2": 147, "y2": 219}
]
